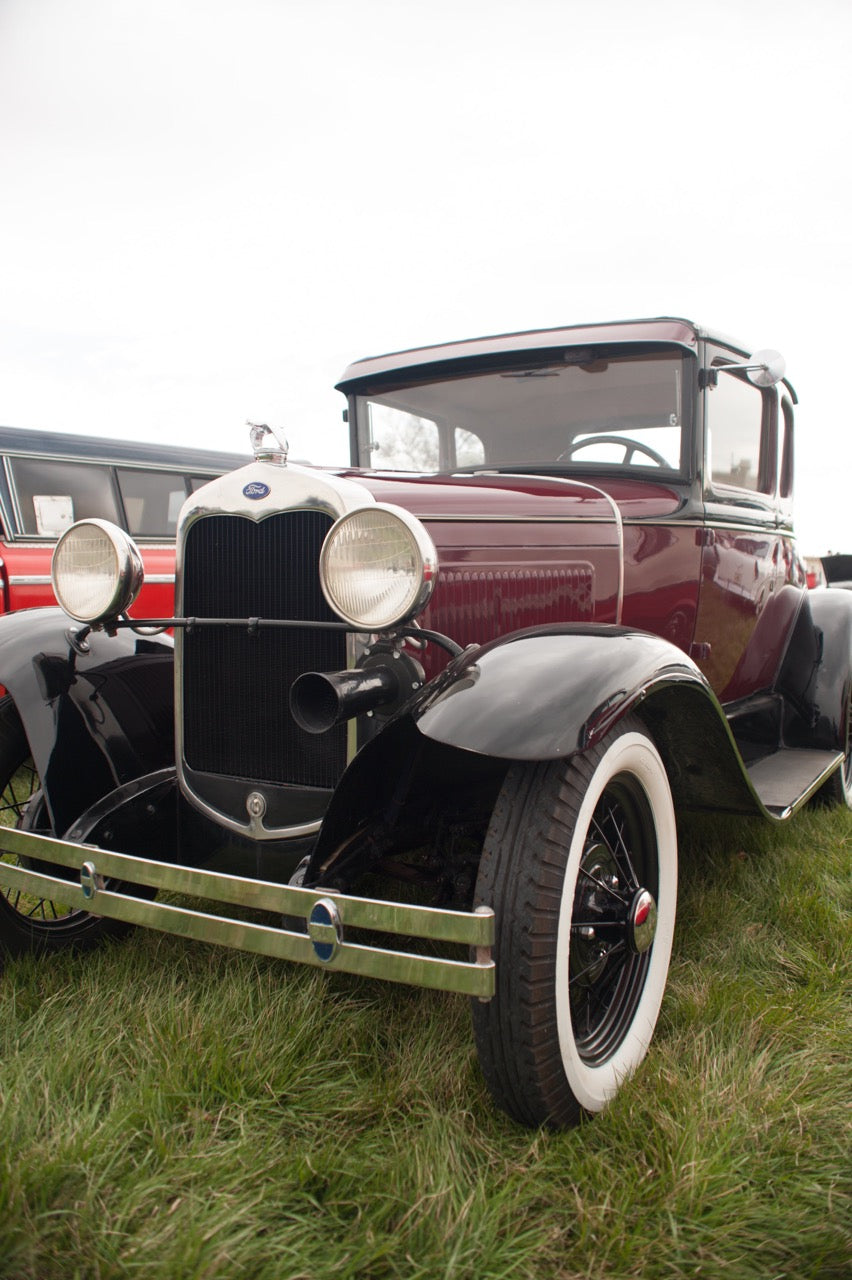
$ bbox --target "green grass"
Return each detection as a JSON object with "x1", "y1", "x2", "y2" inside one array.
[{"x1": 0, "y1": 806, "x2": 849, "y2": 1280}]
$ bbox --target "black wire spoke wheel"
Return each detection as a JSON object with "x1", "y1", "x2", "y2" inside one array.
[
  {"x1": 0, "y1": 695, "x2": 131, "y2": 957},
  {"x1": 569, "y1": 782, "x2": 660, "y2": 1066},
  {"x1": 472, "y1": 716, "x2": 677, "y2": 1128},
  {"x1": 0, "y1": 756, "x2": 77, "y2": 926}
]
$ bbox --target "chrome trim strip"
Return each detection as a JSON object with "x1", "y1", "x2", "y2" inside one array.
[
  {"x1": 1, "y1": 539, "x2": 177, "y2": 548},
  {"x1": 0, "y1": 457, "x2": 18, "y2": 541},
  {"x1": 9, "y1": 571, "x2": 173, "y2": 587},
  {"x1": 181, "y1": 803, "x2": 323, "y2": 842},
  {"x1": 0, "y1": 830, "x2": 495, "y2": 998},
  {"x1": 417, "y1": 514, "x2": 786, "y2": 531},
  {"x1": 4, "y1": 454, "x2": 26, "y2": 537},
  {"x1": 1, "y1": 450, "x2": 236, "y2": 473},
  {"x1": 420, "y1": 514, "x2": 623, "y2": 524}
]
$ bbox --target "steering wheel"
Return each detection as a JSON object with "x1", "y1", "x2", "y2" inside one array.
[{"x1": 558, "y1": 434, "x2": 669, "y2": 467}]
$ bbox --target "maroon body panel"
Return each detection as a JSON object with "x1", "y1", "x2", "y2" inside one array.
[
  {"x1": 694, "y1": 527, "x2": 802, "y2": 701},
  {"x1": 351, "y1": 472, "x2": 621, "y2": 672},
  {"x1": 339, "y1": 468, "x2": 708, "y2": 677},
  {"x1": 335, "y1": 317, "x2": 809, "y2": 708}
]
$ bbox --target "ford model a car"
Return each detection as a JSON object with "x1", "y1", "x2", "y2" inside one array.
[{"x1": 0, "y1": 317, "x2": 849, "y2": 1129}]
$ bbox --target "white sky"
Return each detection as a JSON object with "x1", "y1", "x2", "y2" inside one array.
[{"x1": 1, "y1": 0, "x2": 850, "y2": 552}]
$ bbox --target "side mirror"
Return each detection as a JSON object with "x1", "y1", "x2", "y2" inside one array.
[
  {"x1": 700, "y1": 349, "x2": 796, "y2": 400},
  {"x1": 740, "y1": 349, "x2": 786, "y2": 387}
]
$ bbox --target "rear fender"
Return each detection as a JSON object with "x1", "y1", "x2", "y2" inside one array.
[
  {"x1": 778, "y1": 587, "x2": 852, "y2": 753},
  {"x1": 0, "y1": 608, "x2": 174, "y2": 836}
]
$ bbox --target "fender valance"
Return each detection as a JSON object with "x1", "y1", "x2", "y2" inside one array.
[{"x1": 0, "y1": 608, "x2": 174, "y2": 835}]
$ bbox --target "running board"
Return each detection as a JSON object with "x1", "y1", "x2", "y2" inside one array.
[
  {"x1": 746, "y1": 748, "x2": 843, "y2": 818},
  {"x1": 0, "y1": 828, "x2": 495, "y2": 999}
]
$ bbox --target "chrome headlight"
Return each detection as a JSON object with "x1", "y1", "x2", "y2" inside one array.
[
  {"x1": 51, "y1": 519, "x2": 144, "y2": 625},
  {"x1": 319, "y1": 504, "x2": 437, "y2": 630}
]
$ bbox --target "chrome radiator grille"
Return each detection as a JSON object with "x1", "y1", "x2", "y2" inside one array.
[{"x1": 180, "y1": 511, "x2": 347, "y2": 790}]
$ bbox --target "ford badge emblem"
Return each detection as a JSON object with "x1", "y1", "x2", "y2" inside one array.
[{"x1": 243, "y1": 481, "x2": 271, "y2": 501}]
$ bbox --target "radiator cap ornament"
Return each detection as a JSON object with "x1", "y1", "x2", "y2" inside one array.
[{"x1": 248, "y1": 421, "x2": 289, "y2": 466}]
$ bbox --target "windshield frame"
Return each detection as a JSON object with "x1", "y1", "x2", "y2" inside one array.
[{"x1": 347, "y1": 344, "x2": 696, "y2": 482}]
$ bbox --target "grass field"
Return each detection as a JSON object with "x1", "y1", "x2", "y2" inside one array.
[{"x1": 0, "y1": 805, "x2": 849, "y2": 1279}]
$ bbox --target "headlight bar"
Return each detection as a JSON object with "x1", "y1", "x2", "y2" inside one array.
[{"x1": 98, "y1": 614, "x2": 465, "y2": 657}]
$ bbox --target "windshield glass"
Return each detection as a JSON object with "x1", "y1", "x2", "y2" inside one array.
[{"x1": 354, "y1": 350, "x2": 690, "y2": 475}]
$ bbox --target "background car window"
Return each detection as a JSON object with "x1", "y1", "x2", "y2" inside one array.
[
  {"x1": 706, "y1": 370, "x2": 767, "y2": 492},
  {"x1": 116, "y1": 467, "x2": 188, "y2": 536},
  {"x1": 9, "y1": 457, "x2": 121, "y2": 535}
]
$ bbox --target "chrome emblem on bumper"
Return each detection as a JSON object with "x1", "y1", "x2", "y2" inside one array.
[{"x1": 308, "y1": 897, "x2": 343, "y2": 962}]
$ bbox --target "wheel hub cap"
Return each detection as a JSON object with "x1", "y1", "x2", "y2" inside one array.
[{"x1": 627, "y1": 888, "x2": 657, "y2": 953}]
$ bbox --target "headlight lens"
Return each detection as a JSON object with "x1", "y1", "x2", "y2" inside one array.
[
  {"x1": 51, "y1": 519, "x2": 144, "y2": 624},
  {"x1": 320, "y1": 504, "x2": 437, "y2": 630}
]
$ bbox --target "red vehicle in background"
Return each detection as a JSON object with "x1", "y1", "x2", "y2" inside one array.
[
  {"x1": 0, "y1": 425, "x2": 249, "y2": 618},
  {"x1": 0, "y1": 319, "x2": 849, "y2": 1130}
]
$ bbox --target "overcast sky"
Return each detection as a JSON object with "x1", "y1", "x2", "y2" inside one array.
[{"x1": 2, "y1": 0, "x2": 850, "y2": 552}]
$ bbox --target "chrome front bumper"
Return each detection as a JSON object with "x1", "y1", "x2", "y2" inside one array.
[{"x1": 0, "y1": 828, "x2": 495, "y2": 999}]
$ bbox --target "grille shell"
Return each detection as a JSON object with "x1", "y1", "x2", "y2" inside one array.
[{"x1": 180, "y1": 511, "x2": 348, "y2": 797}]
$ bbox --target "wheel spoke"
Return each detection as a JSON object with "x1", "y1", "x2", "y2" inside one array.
[
  {"x1": 568, "y1": 939, "x2": 626, "y2": 988},
  {"x1": 570, "y1": 919, "x2": 625, "y2": 930},
  {"x1": 577, "y1": 865, "x2": 629, "y2": 903},
  {"x1": 592, "y1": 804, "x2": 639, "y2": 890},
  {"x1": 582, "y1": 950, "x2": 629, "y2": 1025},
  {"x1": 1, "y1": 755, "x2": 79, "y2": 924}
]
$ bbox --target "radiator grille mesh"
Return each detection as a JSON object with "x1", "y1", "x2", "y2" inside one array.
[{"x1": 181, "y1": 512, "x2": 347, "y2": 789}]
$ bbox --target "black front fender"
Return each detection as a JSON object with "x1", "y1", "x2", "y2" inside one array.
[
  {"x1": 414, "y1": 624, "x2": 711, "y2": 758},
  {"x1": 414, "y1": 624, "x2": 765, "y2": 814},
  {"x1": 307, "y1": 625, "x2": 762, "y2": 883},
  {"x1": 0, "y1": 608, "x2": 174, "y2": 836}
]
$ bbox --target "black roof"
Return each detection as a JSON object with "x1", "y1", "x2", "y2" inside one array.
[{"x1": 0, "y1": 424, "x2": 250, "y2": 473}]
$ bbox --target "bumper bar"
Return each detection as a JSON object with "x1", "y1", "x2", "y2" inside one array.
[{"x1": 0, "y1": 829, "x2": 495, "y2": 999}]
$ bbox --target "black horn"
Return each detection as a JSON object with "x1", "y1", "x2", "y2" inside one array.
[{"x1": 290, "y1": 664, "x2": 400, "y2": 735}]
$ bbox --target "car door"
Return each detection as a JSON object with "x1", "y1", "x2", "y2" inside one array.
[{"x1": 692, "y1": 344, "x2": 791, "y2": 702}]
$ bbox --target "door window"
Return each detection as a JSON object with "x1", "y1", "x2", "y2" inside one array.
[
  {"x1": 9, "y1": 458, "x2": 121, "y2": 535},
  {"x1": 706, "y1": 366, "x2": 773, "y2": 494},
  {"x1": 116, "y1": 468, "x2": 188, "y2": 536}
]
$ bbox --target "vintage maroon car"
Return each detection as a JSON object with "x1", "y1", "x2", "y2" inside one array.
[{"x1": 0, "y1": 317, "x2": 849, "y2": 1129}]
